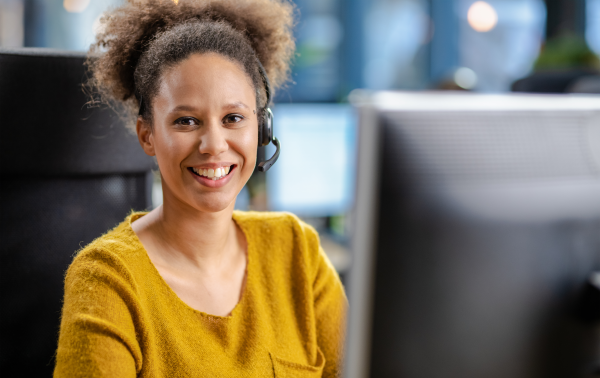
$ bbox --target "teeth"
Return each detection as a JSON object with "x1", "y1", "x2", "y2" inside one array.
[{"x1": 192, "y1": 166, "x2": 232, "y2": 179}]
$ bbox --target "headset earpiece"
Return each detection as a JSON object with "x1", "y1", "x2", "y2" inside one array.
[
  {"x1": 258, "y1": 108, "x2": 273, "y2": 147},
  {"x1": 255, "y1": 60, "x2": 280, "y2": 172}
]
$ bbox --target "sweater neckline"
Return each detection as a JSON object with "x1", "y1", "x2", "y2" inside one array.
[{"x1": 126, "y1": 211, "x2": 252, "y2": 320}]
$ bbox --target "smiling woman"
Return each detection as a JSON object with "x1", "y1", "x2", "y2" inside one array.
[{"x1": 53, "y1": 1, "x2": 347, "y2": 377}]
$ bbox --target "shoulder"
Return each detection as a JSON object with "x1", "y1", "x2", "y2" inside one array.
[
  {"x1": 233, "y1": 210, "x2": 315, "y2": 231},
  {"x1": 65, "y1": 212, "x2": 148, "y2": 290},
  {"x1": 234, "y1": 210, "x2": 322, "y2": 272},
  {"x1": 233, "y1": 210, "x2": 319, "y2": 246}
]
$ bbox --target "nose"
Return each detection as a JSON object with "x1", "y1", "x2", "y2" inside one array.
[{"x1": 198, "y1": 119, "x2": 228, "y2": 156}]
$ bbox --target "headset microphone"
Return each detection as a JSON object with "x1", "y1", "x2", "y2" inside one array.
[{"x1": 256, "y1": 60, "x2": 280, "y2": 172}]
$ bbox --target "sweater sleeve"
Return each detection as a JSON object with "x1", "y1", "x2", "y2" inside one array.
[
  {"x1": 54, "y1": 248, "x2": 142, "y2": 378},
  {"x1": 313, "y1": 245, "x2": 348, "y2": 378}
]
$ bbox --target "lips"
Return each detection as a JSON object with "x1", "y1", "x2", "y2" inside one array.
[{"x1": 188, "y1": 164, "x2": 237, "y2": 188}]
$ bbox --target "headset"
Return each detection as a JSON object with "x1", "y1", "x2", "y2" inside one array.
[
  {"x1": 137, "y1": 58, "x2": 280, "y2": 173},
  {"x1": 255, "y1": 59, "x2": 280, "y2": 172}
]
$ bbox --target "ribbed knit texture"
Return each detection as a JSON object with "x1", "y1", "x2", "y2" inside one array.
[{"x1": 54, "y1": 211, "x2": 347, "y2": 377}]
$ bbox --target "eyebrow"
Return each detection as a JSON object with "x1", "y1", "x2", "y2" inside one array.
[
  {"x1": 170, "y1": 105, "x2": 198, "y2": 113},
  {"x1": 169, "y1": 102, "x2": 250, "y2": 114},
  {"x1": 224, "y1": 101, "x2": 250, "y2": 110}
]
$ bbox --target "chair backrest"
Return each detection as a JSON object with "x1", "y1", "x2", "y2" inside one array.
[{"x1": 0, "y1": 47, "x2": 156, "y2": 377}]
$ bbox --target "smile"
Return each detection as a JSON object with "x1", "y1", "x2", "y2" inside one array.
[{"x1": 189, "y1": 165, "x2": 234, "y2": 181}]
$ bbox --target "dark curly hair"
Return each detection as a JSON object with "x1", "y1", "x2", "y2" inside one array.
[{"x1": 87, "y1": 0, "x2": 296, "y2": 125}]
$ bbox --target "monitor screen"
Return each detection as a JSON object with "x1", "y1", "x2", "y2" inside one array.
[
  {"x1": 345, "y1": 91, "x2": 600, "y2": 378},
  {"x1": 266, "y1": 103, "x2": 357, "y2": 217}
]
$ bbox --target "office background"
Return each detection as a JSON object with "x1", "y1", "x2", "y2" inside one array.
[
  {"x1": 1, "y1": 0, "x2": 599, "y2": 93},
  {"x1": 1, "y1": 0, "x2": 599, "y2": 271}
]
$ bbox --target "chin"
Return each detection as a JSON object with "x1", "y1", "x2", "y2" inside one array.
[{"x1": 190, "y1": 192, "x2": 237, "y2": 214}]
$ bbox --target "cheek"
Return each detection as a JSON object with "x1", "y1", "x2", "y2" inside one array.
[
  {"x1": 153, "y1": 129, "x2": 194, "y2": 170},
  {"x1": 240, "y1": 126, "x2": 259, "y2": 166},
  {"x1": 227, "y1": 124, "x2": 258, "y2": 179}
]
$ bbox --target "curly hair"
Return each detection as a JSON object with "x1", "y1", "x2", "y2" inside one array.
[{"x1": 87, "y1": 0, "x2": 296, "y2": 124}]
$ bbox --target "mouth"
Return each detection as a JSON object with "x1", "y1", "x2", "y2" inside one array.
[{"x1": 188, "y1": 165, "x2": 235, "y2": 181}]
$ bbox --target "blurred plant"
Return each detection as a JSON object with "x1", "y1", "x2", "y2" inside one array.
[
  {"x1": 295, "y1": 44, "x2": 330, "y2": 68},
  {"x1": 329, "y1": 214, "x2": 346, "y2": 237},
  {"x1": 534, "y1": 33, "x2": 600, "y2": 71}
]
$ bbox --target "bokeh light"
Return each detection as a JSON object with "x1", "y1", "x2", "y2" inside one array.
[
  {"x1": 63, "y1": 0, "x2": 90, "y2": 13},
  {"x1": 467, "y1": 1, "x2": 498, "y2": 32},
  {"x1": 454, "y1": 67, "x2": 478, "y2": 89}
]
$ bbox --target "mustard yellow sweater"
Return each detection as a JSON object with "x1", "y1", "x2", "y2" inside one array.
[{"x1": 54, "y1": 211, "x2": 347, "y2": 377}]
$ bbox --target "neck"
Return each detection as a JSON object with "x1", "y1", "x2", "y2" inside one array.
[{"x1": 137, "y1": 186, "x2": 239, "y2": 273}]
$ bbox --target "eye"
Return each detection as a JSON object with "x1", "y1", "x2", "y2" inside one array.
[
  {"x1": 174, "y1": 117, "x2": 199, "y2": 127},
  {"x1": 223, "y1": 114, "x2": 244, "y2": 124}
]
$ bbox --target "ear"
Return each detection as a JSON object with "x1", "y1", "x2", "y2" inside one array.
[{"x1": 136, "y1": 116, "x2": 156, "y2": 157}]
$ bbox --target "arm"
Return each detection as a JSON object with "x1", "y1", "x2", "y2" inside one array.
[
  {"x1": 54, "y1": 249, "x2": 142, "y2": 378},
  {"x1": 313, "y1": 246, "x2": 348, "y2": 378}
]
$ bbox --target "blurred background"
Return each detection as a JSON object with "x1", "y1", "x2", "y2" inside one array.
[
  {"x1": 1, "y1": 0, "x2": 599, "y2": 277},
  {"x1": 2, "y1": 0, "x2": 599, "y2": 92}
]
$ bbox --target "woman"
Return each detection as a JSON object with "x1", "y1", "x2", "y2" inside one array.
[{"x1": 53, "y1": 1, "x2": 347, "y2": 377}]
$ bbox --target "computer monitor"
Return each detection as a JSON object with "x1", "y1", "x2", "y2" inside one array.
[
  {"x1": 345, "y1": 92, "x2": 600, "y2": 378},
  {"x1": 266, "y1": 104, "x2": 357, "y2": 217}
]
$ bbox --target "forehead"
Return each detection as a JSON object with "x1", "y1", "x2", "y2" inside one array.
[{"x1": 156, "y1": 53, "x2": 256, "y2": 108}]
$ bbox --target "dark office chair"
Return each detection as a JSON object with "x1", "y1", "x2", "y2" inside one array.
[{"x1": 0, "y1": 48, "x2": 155, "y2": 377}]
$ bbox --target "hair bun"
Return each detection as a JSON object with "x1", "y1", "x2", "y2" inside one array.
[{"x1": 88, "y1": 0, "x2": 295, "y2": 114}]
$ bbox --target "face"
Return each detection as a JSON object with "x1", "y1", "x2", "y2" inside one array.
[{"x1": 137, "y1": 53, "x2": 258, "y2": 213}]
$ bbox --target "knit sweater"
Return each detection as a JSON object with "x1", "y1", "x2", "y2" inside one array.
[{"x1": 54, "y1": 211, "x2": 347, "y2": 377}]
